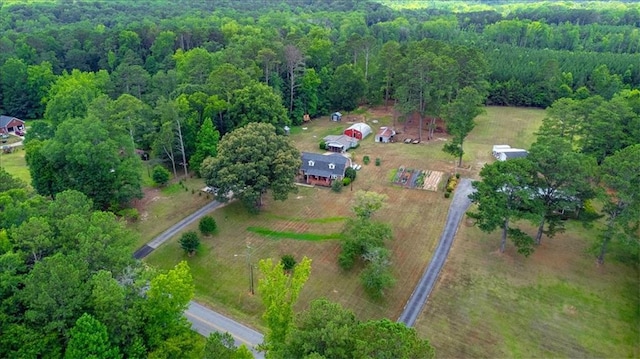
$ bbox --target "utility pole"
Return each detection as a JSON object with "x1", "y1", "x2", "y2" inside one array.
[{"x1": 246, "y1": 243, "x2": 255, "y2": 295}]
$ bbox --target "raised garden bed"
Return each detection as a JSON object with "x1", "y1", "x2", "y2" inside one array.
[{"x1": 391, "y1": 166, "x2": 444, "y2": 192}]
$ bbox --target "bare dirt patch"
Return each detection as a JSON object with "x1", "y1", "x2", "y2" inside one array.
[{"x1": 132, "y1": 187, "x2": 165, "y2": 221}]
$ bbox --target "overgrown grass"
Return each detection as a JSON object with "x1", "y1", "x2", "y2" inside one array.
[
  {"x1": 416, "y1": 220, "x2": 639, "y2": 358},
  {"x1": 246, "y1": 226, "x2": 343, "y2": 241}
]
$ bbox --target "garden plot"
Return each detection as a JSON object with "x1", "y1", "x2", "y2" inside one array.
[{"x1": 392, "y1": 167, "x2": 444, "y2": 192}]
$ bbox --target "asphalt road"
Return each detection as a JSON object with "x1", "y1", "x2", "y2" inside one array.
[
  {"x1": 397, "y1": 178, "x2": 475, "y2": 327},
  {"x1": 186, "y1": 302, "x2": 264, "y2": 358},
  {"x1": 133, "y1": 198, "x2": 266, "y2": 358},
  {"x1": 135, "y1": 179, "x2": 476, "y2": 357},
  {"x1": 133, "y1": 199, "x2": 223, "y2": 259}
]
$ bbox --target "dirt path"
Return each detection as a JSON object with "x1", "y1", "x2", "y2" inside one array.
[{"x1": 397, "y1": 178, "x2": 475, "y2": 327}]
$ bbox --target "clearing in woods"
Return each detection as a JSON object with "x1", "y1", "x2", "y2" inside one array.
[{"x1": 145, "y1": 106, "x2": 548, "y2": 331}]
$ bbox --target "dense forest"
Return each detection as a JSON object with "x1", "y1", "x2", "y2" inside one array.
[{"x1": 0, "y1": 0, "x2": 639, "y2": 357}]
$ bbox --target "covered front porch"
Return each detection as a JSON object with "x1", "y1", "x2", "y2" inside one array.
[{"x1": 304, "y1": 174, "x2": 332, "y2": 187}]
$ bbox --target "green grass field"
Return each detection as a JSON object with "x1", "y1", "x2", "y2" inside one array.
[
  {"x1": 416, "y1": 220, "x2": 639, "y2": 358},
  {"x1": 144, "y1": 105, "x2": 550, "y2": 330},
  {"x1": 0, "y1": 147, "x2": 30, "y2": 185}
]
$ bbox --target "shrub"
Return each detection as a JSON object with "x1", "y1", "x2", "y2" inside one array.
[
  {"x1": 363, "y1": 155, "x2": 370, "y2": 165},
  {"x1": 345, "y1": 167, "x2": 357, "y2": 181},
  {"x1": 342, "y1": 177, "x2": 351, "y2": 186},
  {"x1": 331, "y1": 179, "x2": 343, "y2": 192},
  {"x1": 179, "y1": 231, "x2": 200, "y2": 256},
  {"x1": 280, "y1": 254, "x2": 297, "y2": 271},
  {"x1": 446, "y1": 176, "x2": 458, "y2": 192},
  {"x1": 319, "y1": 141, "x2": 327, "y2": 150},
  {"x1": 199, "y1": 216, "x2": 217, "y2": 236},
  {"x1": 444, "y1": 192, "x2": 451, "y2": 198},
  {"x1": 455, "y1": 173, "x2": 460, "y2": 179},
  {"x1": 375, "y1": 158, "x2": 381, "y2": 166},
  {"x1": 152, "y1": 165, "x2": 171, "y2": 186}
]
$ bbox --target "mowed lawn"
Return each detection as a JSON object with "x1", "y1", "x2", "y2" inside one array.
[
  {"x1": 145, "y1": 106, "x2": 547, "y2": 330},
  {"x1": 1, "y1": 146, "x2": 30, "y2": 185},
  {"x1": 416, "y1": 221, "x2": 639, "y2": 358}
]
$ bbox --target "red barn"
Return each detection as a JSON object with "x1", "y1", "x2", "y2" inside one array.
[{"x1": 343, "y1": 123, "x2": 372, "y2": 140}]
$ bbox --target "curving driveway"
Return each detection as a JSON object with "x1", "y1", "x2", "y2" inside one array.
[
  {"x1": 397, "y1": 178, "x2": 475, "y2": 327},
  {"x1": 135, "y1": 179, "x2": 476, "y2": 357}
]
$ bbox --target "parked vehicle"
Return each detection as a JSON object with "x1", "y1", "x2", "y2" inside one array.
[{"x1": 14, "y1": 129, "x2": 24, "y2": 136}]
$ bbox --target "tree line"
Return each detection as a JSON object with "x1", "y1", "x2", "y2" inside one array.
[{"x1": 1, "y1": 0, "x2": 639, "y2": 124}]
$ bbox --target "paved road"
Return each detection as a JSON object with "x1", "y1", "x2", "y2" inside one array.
[
  {"x1": 186, "y1": 302, "x2": 264, "y2": 358},
  {"x1": 397, "y1": 178, "x2": 475, "y2": 327},
  {"x1": 133, "y1": 199, "x2": 266, "y2": 358},
  {"x1": 136, "y1": 179, "x2": 476, "y2": 356}
]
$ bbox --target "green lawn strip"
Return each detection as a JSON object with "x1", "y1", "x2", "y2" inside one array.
[{"x1": 246, "y1": 226, "x2": 343, "y2": 241}]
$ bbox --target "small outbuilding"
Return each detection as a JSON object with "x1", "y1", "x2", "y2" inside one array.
[
  {"x1": 331, "y1": 112, "x2": 342, "y2": 121},
  {"x1": 344, "y1": 122, "x2": 372, "y2": 140},
  {"x1": 375, "y1": 127, "x2": 395, "y2": 143},
  {"x1": 0, "y1": 116, "x2": 24, "y2": 134},
  {"x1": 323, "y1": 135, "x2": 358, "y2": 153}
]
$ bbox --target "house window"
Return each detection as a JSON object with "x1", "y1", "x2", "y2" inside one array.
[
  {"x1": 308, "y1": 160, "x2": 314, "y2": 166},
  {"x1": 328, "y1": 163, "x2": 335, "y2": 169}
]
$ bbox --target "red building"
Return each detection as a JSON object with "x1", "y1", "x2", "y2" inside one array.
[
  {"x1": 0, "y1": 116, "x2": 24, "y2": 134},
  {"x1": 343, "y1": 123, "x2": 372, "y2": 140}
]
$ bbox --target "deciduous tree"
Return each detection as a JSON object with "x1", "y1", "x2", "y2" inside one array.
[
  {"x1": 201, "y1": 122, "x2": 301, "y2": 213},
  {"x1": 27, "y1": 116, "x2": 143, "y2": 210},
  {"x1": 468, "y1": 159, "x2": 536, "y2": 255},
  {"x1": 258, "y1": 256, "x2": 311, "y2": 357},
  {"x1": 228, "y1": 82, "x2": 290, "y2": 130},
  {"x1": 442, "y1": 86, "x2": 485, "y2": 167},
  {"x1": 352, "y1": 190, "x2": 388, "y2": 220},
  {"x1": 527, "y1": 137, "x2": 596, "y2": 245},
  {"x1": 596, "y1": 144, "x2": 640, "y2": 264},
  {"x1": 144, "y1": 261, "x2": 195, "y2": 350},
  {"x1": 328, "y1": 64, "x2": 365, "y2": 111}
]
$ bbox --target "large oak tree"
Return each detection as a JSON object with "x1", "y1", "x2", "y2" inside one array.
[{"x1": 201, "y1": 122, "x2": 301, "y2": 213}]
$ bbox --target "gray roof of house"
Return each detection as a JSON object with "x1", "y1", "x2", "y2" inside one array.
[
  {"x1": 0, "y1": 116, "x2": 22, "y2": 128},
  {"x1": 300, "y1": 152, "x2": 349, "y2": 178}
]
